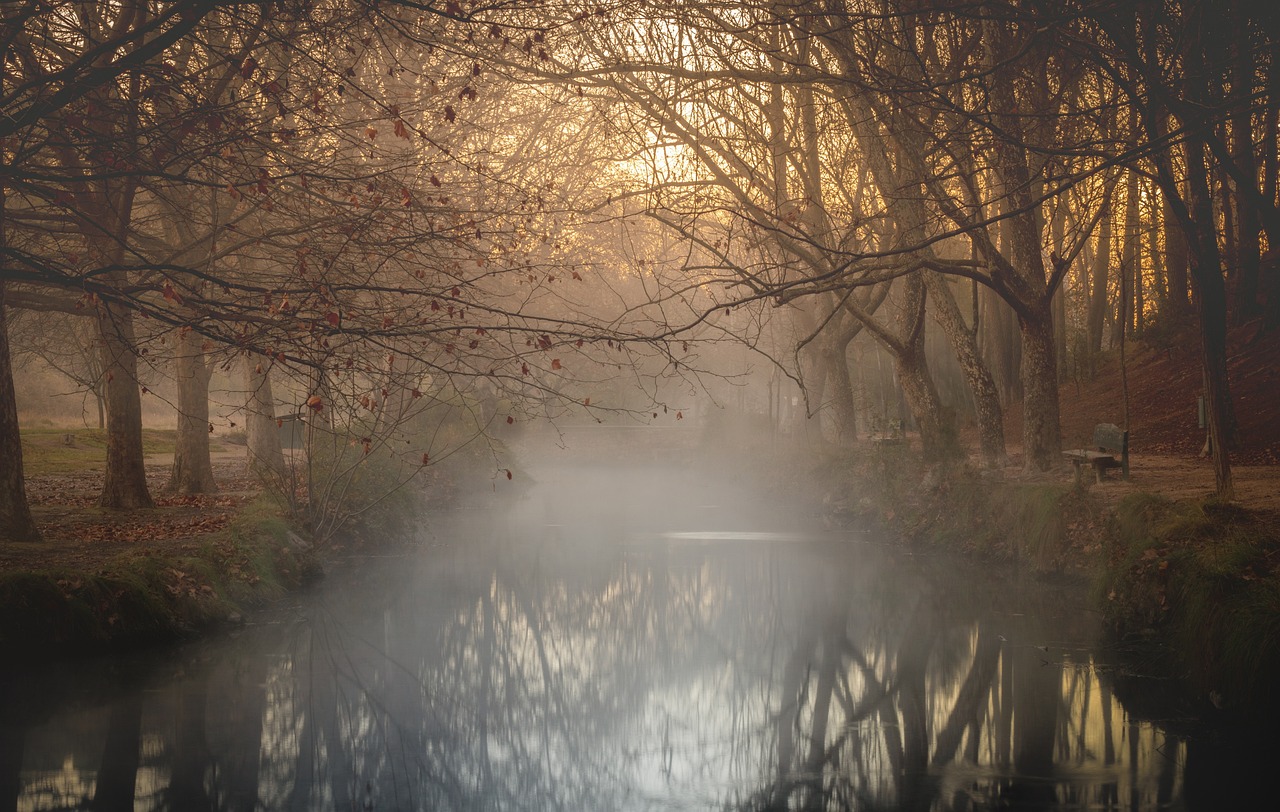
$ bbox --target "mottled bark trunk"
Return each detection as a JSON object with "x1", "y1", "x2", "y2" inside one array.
[
  {"x1": 896, "y1": 352, "x2": 949, "y2": 462},
  {"x1": 1149, "y1": 194, "x2": 1169, "y2": 305},
  {"x1": 925, "y1": 272, "x2": 1006, "y2": 467},
  {"x1": 0, "y1": 281, "x2": 41, "y2": 542},
  {"x1": 825, "y1": 335, "x2": 858, "y2": 445},
  {"x1": 167, "y1": 329, "x2": 217, "y2": 494},
  {"x1": 243, "y1": 355, "x2": 287, "y2": 481},
  {"x1": 994, "y1": 127, "x2": 1061, "y2": 471},
  {"x1": 895, "y1": 277, "x2": 952, "y2": 462},
  {"x1": 1020, "y1": 312, "x2": 1063, "y2": 471},
  {"x1": 96, "y1": 294, "x2": 154, "y2": 509}
]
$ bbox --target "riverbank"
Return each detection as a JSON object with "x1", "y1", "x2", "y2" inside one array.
[
  {"x1": 5, "y1": 420, "x2": 1278, "y2": 699},
  {"x1": 0, "y1": 494, "x2": 320, "y2": 659},
  {"x1": 809, "y1": 441, "x2": 1280, "y2": 711},
  {"x1": 0, "y1": 440, "x2": 322, "y2": 660}
]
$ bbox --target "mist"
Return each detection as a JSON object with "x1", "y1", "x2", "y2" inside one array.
[{"x1": 5, "y1": 1, "x2": 1280, "y2": 809}]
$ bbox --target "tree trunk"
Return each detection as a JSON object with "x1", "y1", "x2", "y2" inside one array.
[
  {"x1": 983, "y1": 256, "x2": 1022, "y2": 404},
  {"x1": 924, "y1": 272, "x2": 1006, "y2": 467},
  {"x1": 96, "y1": 292, "x2": 154, "y2": 509},
  {"x1": 980, "y1": 281, "x2": 1015, "y2": 404},
  {"x1": 243, "y1": 355, "x2": 287, "y2": 482},
  {"x1": 1149, "y1": 186, "x2": 1169, "y2": 306},
  {"x1": 0, "y1": 180, "x2": 39, "y2": 541},
  {"x1": 896, "y1": 350, "x2": 949, "y2": 462},
  {"x1": 894, "y1": 276, "x2": 952, "y2": 462},
  {"x1": 825, "y1": 331, "x2": 859, "y2": 445},
  {"x1": 1183, "y1": 15, "x2": 1237, "y2": 499},
  {"x1": 1088, "y1": 189, "x2": 1112, "y2": 362},
  {"x1": 1230, "y1": 16, "x2": 1262, "y2": 323},
  {"x1": 997, "y1": 148, "x2": 1062, "y2": 471},
  {"x1": 789, "y1": 303, "x2": 829, "y2": 440},
  {"x1": 167, "y1": 329, "x2": 217, "y2": 494},
  {"x1": 1051, "y1": 202, "x2": 1070, "y2": 380},
  {"x1": 1219, "y1": 158, "x2": 1240, "y2": 316},
  {"x1": 1164, "y1": 175, "x2": 1192, "y2": 318},
  {"x1": 1020, "y1": 310, "x2": 1063, "y2": 471},
  {"x1": 0, "y1": 280, "x2": 41, "y2": 543},
  {"x1": 1188, "y1": 193, "x2": 1236, "y2": 495},
  {"x1": 802, "y1": 342, "x2": 829, "y2": 442}
]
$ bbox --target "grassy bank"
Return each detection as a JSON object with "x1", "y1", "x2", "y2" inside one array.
[
  {"x1": 0, "y1": 496, "x2": 319, "y2": 659},
  {"x1": 19, "y1": 427, "x2": 234, "y2": 475},
  {"x1": 810, "y1": 444, "x2": 1280, "y2": 707},
  {"x1": 812, "y1": 443, "x2": 1105, "y2": 572},
  {"x1": 1099, "y1": 494, "x2": 1280, "y2": 705}
]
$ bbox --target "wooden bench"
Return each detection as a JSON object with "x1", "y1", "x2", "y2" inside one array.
[{"x1": 1064, "y1": 423, "x2": 1129, "y2": 485}]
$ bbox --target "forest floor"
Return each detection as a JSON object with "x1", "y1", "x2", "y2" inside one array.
[
  {"x1": 0, "y1": 448, "x2": 260, "y2": 574},
  {"x1": 999, "y1": 320, "x2": 1280, "y2": 517}
]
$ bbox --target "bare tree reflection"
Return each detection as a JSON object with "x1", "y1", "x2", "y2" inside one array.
[{"x1": 7, "y1": 472, "x2": 1202, "y2": 811}]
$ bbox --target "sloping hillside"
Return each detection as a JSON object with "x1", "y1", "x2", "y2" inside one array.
[{"x1": 1012, "y1": 324, "x2": 1280, "y2": 465}]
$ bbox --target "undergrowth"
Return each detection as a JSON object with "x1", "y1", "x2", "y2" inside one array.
[
  {"x1": 818, "y1": 445, "x2": 1280, "y2": 705},
  {"x1": 1100, "y1": 493, "x2": 1280, "y2": 705},
  {"x1": 813, "y1": 443, "x2": 1100, "y2": 572}
]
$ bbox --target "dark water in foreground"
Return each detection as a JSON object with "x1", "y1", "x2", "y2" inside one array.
[{"x1": 1, "y1": 456, "x2": 1271, "y2": 810}]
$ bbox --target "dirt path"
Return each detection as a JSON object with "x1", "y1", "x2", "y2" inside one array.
[{"x1": 1076, "y1": 453, "x2": 1280, "y2": 515}]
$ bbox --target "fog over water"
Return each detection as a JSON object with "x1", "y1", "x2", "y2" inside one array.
[{"x1": 2, "y1": 428, "x2": 1267, "y2": 810}]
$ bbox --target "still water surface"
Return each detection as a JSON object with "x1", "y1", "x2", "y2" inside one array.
[{"x1": 2, "y1": 455, "x2": 1265, "y2": 810}]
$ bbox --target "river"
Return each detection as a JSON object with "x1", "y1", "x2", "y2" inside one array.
[{"x1": 1, "y1": 437, "x2": 1271, "y2": 810}]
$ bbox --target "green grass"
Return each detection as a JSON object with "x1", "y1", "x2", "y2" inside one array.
[
  {"x1": 1101, "y1": 493, "x2": 1280, "y2": 704},
  {"x1": 0, "y1": 495, "x2": 318, "y2": 658},
  {"x1": 18, "y1": 427, "x2": 227, "y2": 475}
]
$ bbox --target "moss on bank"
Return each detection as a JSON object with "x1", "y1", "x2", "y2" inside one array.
[
  {"x1": 0, "y1": 497, "x2": 319, "y2": 659},
  {"x1": 813, "y1": 445, "x2": 1280, "y2": 707},
  {"x1": 1099, "y1": 494, "x2": 1280, "y2": 704},
  {"x1": 812, "y1": 444, "x2": 1104, "y2": 572}
]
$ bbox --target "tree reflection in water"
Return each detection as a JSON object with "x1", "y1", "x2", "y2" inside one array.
[{"x1": 7, "y1": 468, "x2": 1192, "y2": 811}]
